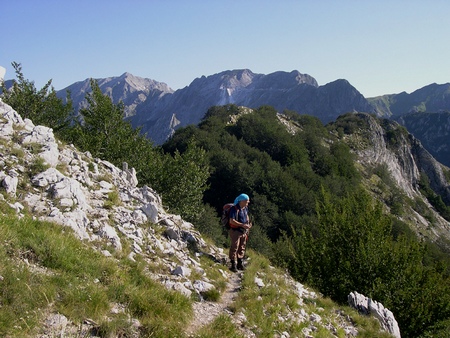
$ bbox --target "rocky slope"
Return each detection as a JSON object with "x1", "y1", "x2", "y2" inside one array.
[
  {"x1": 330, "y1": 113, "x2": 450, "y2": 247},
  {"x1": 0, "y1": 100, "x2": 402, "y2": 337},
  {"x1": 368, "y1": 84, "x2": 450, "y2": 167}
]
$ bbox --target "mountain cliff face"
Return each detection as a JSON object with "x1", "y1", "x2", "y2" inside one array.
[
  {"x1": 59, "y1": 72, "x2": 173, "y2": 118},
  {"x1": 331, "y1": 113, "x2": 450, "y2": 245},
  {"x1": 367, "y1": 84, "x2": 450, "y2": 167}
]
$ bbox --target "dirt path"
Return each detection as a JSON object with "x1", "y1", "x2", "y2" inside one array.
[{"x1": 185, "y1": 271, "x2": 242, "y2": 337}]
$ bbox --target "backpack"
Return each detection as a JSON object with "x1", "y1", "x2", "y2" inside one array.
[{"x1": 221, "y1": 203, "x2": 238, "y2": 230}]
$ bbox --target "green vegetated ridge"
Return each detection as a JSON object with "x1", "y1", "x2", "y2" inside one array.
[
  {"x1": 1, "y1": 64, "x2": 450, "y2": 337},
  {"x1": 163, "y1": 106, "x2": 450, "y2": 337}
]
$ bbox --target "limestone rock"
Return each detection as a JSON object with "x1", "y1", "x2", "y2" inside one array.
[{"x1": 348, "y1": 291, "x2": 401, "y2": 338}]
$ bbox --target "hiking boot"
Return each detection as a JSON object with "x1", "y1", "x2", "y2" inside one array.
[
  {"x1": 237, "y1": 258, "x2": 245, "y2": 271},
  {"x1": 230, "y1": 260, "x2": 237, "y2": 272}
]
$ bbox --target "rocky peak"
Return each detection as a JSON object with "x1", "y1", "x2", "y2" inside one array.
[
  {"x1": 220, "y1": 68, "x2": 257, "y2": 87},
  {"x1": 115, "y1": 72, "x2": 174, "y2": 93},
  {"x1": 129, "y1": 69, "x2": 373, "y2": 144},
  {"x1": 253, "y1": 70, "x2": 318, "y2": 90},
  {"x1": 189, "y1": 69, "x2": 261, "y2": 98},
  {"x1": 58, "y1": 73, "x2": 173, "y2": 118}
]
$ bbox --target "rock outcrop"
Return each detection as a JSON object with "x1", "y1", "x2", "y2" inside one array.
[
  {"x1": 395, "y1": 111, "x2": 450, "y2": 167},
  {"x1": 348, "y1": 291, "x2": 401, "y2": 338},
  {"x1": 340, "y1": 113, "x2": 450, "y2": 244},
  {"x1": 59, "y1": 72, "x2": 174, "y2": 118}
]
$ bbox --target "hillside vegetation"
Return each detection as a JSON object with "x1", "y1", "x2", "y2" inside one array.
[
  {"x1": 163, "y1": 105, "x2": 450, "y2": 337},
  {"x1": 2, "y1": 65, "x2": 450, "y2": 337}
]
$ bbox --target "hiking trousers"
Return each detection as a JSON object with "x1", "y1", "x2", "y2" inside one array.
[{"x1": 229, "y1": 228, "x2": 248, "y2": 261}]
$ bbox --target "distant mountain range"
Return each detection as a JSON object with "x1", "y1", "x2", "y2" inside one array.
[
  {"x1": 38, "y1": 69, "x2": 450, "y2": 167},
  {"x1": 368, "y1": 84, "x2": 450, "y2": 166},
  {"x1": 57, "y1": 70, "x2": 375, "y2": 143}
]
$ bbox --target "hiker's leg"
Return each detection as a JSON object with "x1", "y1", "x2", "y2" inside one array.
[
  {"x1": 236, "y1": 233, "x2": 247, "y2": 259},
  {"x1": 228, "y1": 229, "x2": 240, "y2": 261},
  {"x1": 236, "y1": 234, "x2": 247, "y2": 270}
]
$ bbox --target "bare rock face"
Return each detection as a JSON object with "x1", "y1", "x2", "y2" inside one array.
[
  {"x1": 395, "y1": 111, "x2": 450, "y2": 167},
  {"x1": 410, "y1": 135, "x2": 450, "y2": 204},
  {"x1": 133, "y1": 70, "x2": 374, "y2": 144},
  {"x1": 343, "y1": 113, "x2": 450, "y2": 243},
  {"x1": 348, "y1": 291, "x2": 401, "y2": 338},
  {"x1": 58, "y1": 72, "x2": 174, "y2": 118},
  {"x1": 355, "y1": 114, "x2": 421, "y2": 198},
  {"x1": 361, "y1": 113, "x2": 450, "y2": 205},
  {"x1": 0, "y1": 66, "x2": 5, "y2": 82}
]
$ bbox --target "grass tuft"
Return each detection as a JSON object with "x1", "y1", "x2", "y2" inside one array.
[
  {"x1": 0, "y1": 210, "x2": 193, "y2": 337},
  {"x1": 194, "y1": 314, "x2": 244, "y2": 338}
]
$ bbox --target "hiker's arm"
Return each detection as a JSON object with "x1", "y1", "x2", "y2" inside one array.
[{"x1": 229, "y1": 218, "x2": 251, "y2": 229}]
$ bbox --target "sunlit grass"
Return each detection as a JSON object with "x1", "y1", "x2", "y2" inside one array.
[
  {"x1": 104, "y1": 189, "x2": 121, "y2": 209},
  {"x1": 229, "y1": 250, "x2": 393, "y2": 338},
  {"x1": 193, "y1": 314, "x2": 244, "y2": 338},
  {"x1": 0, "y1": 210, "x2": 193, "y2": 337}
]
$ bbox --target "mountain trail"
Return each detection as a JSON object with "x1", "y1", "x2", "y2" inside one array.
[{"x1": 185, "y1": 270, "x2": 242, "y2": 337}]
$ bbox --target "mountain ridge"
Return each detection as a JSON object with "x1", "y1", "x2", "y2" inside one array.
[
  {"x1": 56, "y1": 69, "x2": 375, "y2": 144},
  {"x1": 142, "y1": 70, "x2": 375, "y2": 141},
  {"x1": 368, "y1": 82, "x2": 450, "y2": 117},
  {"x1": 60, "y1": 72, "x2": 174, "y2": 118},
  {"x1": 52, "y1": 69, "x2": 450, "y2": 167}
]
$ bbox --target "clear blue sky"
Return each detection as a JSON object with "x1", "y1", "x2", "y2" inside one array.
[{"x1": 2, "y1": 0, "x2": 450, "y2": 98}]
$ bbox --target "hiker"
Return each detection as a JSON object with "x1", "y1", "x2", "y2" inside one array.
[{"x1": 228, "y1": 193, "x2": 252, "y2": 272}]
